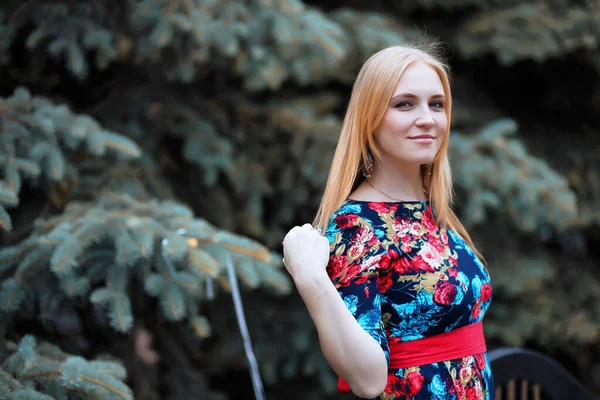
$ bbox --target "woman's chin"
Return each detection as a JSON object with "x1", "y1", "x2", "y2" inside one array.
[
  {"x1": 382, "y1": 150, "x2": 438, "y2": 167},
  {"x1": 405, "y1": 154, "x2": 437, "y2": 166}
]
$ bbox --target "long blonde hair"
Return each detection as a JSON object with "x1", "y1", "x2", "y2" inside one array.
[{"x1": 313, "y1": 43, "x2": 484, "y2": 261}]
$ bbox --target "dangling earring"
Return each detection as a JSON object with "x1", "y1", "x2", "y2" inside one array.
[
  {"x1": 361, "y1": 150, "x2": 374, "y2": 178},
  {"x1": 422, "y1": 164, "x2": 433, "y2": 194}
]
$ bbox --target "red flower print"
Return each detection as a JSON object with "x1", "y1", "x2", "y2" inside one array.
[
  {"x1": 361, "y1": 254, "x2": 390, "y2": 273},
  {"x1": 450, "y1": 379, "x2": 466, "y2": 399},
  {"x1": 448, "y1": 267, "x2": 458, "y2": 277},
  {"x1": 394, "y1": 215, "x2": 412, "y2": 234},
  {"x1": 428, "y1": 235, "x2": 446, "y2": 253},
  {"x1": 392, "y1": 255, "x2": 437, "y2": 275},
  {"x1": 394, "y1": 215, "x2": 410, "y2": 225},
  {"x1": 349, "y1": 228, "x2": 375, "y2": 256},
  {"x1": 326, "y1": 256, "x2": 347, "y2": 280},
  {"x1": 450, "y1": 255, "x2": 459, "y2": 267},
  {"x1": 405, "y1": 371, "x2": 425, "y2": 397},
  {"x1": 466, "y1": 386, "x2": 483, "y2": 400},
  {"x1": 440, "y1": 228, "x2": 449, "y2": 244},
  {"x1": 354, "y1": 226, "x2": 373, "y2": 242},
  {"x1": 433, "y1": 281, "x2": 458, "y2": 305},
  {"x1": 412, "y1": 254, "x2": 437, "y2": 273},
  {"x1": 475, "y1": 353, "x2": 487, "y2": 370},
  {"x1": 347, "y1": 242, "x2": 366, "y2": 260},
  {"x1": 367, "y1": 234, "x2": 379, "y2": 247},
  {"x1": 417, "y1": 242, "x2": 443, "y2": 271},
  {"x1": 401, "y1": 235, "x2": 412, "y2": 253},
  {"x1": 354, "y1": 274, "x2": 369, "y2": 285},
  {"x1": 360, "y1": 255, "x2": 378, "y2": 271},
  {"x1": 421, "y1": 208, "x2": 438, "y2": 232},
  {"x1": 335, "y1": 213, "x2": 359, "y2": 229},
  {"x1": 471, "y1": 298, "x2": 482, "y2": 320},
  {"x1": 369, "y1": 202, "x2": 398, "y2": 214},
  {"x1": 376, "y1": 274, "x2": 393, "y2": 293},
  {"x1": 338, "y1": 263, "x2": 361, "y2": 287},
  {"x1": 480, "y1": 283, "x2": 492, "y2": 302},
  {"x1": 459, "y1": 363, "x2": 473, "y2": 382},
  {"x1": 364, "y1": 287, "x2": 370, "y2": 298},
  {"x1": 385, "y1": 375, "x2": 405, "y2": 397},
  {"x1": 409, "y1": 222, "x2": 424, "y2": 237},
  {"x1": 378, "y1": 253, "x2": 391, "y2": 270},
  {"x1": 393, "y1": 256, "x2": 419, "y2": 275}
]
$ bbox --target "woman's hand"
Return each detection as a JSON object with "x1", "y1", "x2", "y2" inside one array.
[{"x1": 282, "y1": 223, "x2": 330, "y2": 284}]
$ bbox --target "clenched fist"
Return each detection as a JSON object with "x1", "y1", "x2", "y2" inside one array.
[{"x1": 282, "y1": 223, "x2": 331, "y2": 285}]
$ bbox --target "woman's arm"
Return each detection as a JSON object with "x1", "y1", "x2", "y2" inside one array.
[{"x1": 295, "y1": 272, "x2": 388, "y2": 398}]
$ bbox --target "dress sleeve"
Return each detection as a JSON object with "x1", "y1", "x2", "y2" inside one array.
[{"x1": 326, "y1": 214, "x2": 390, "y2": 365}]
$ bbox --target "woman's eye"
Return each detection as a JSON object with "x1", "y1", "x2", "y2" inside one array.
[
  {"x1": 430, "y1": 101, "x2": 444, "y2": 109},
  {"x1": 395, "y1": 101, "x2": 412, "y2": 108}
]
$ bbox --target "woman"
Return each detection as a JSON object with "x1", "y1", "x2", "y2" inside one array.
[{"x1": 282, "y1": 44, "x2": 494, "y2": 400}]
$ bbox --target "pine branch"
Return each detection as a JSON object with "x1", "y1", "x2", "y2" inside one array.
[
  {"x1": 455, "y1": 1, "x2": 600, "y2": 65},
  {"x1": 135, "y1": 91, "x2": 343, "y2": 247},
  {"x1": 0, "y1": 335, "x2": 132, "y2": 400},
  {"x1": 22, "y1": 3, "x2": 121, "y2": 80},
  {"x1": 450, "y1": 118, "x2": 579, "y2": 232},
  {"x1": 0, "y1": 87, "x2": 142, "y2": 232},
  {"x1": 1, "y1": 190, "x2": 291, "y2": 339},
  {"x1": 1, "y1": 0, "x2": 416, "y2": 87},
  {"x1": 484, "y1": 250, "x2": 600, "y2": 348},
  {"x1": 130, "y1": 0, "x2": 350, "y2": 86}
]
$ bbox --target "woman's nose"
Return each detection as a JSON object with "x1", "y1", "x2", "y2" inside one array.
[{"x1": 415, "y1": 112, "x2": 436, "y2": 127}]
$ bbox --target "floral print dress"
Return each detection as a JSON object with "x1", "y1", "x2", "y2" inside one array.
[{"x1": 326, "y1": 200, "x2": 494, "y2": 400}]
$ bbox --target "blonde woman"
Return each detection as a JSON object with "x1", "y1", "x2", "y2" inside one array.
[{"x1": 282, "y1": 44, "x2": 494, "y2": 400}]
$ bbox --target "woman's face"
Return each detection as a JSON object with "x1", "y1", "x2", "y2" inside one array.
[{"x1": 373, "y1": 61, "x2": 448, "y2": 167}]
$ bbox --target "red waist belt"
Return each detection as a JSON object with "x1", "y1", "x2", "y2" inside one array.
[{"x1": 337, "y1": 321, "x2": 487, "y2": 393}]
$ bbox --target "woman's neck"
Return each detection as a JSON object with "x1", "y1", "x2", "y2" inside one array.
[{"x1": 367, "y1": 159, "x2": 426, "y2": 201}]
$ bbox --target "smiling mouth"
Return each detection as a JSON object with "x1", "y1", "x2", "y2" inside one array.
[
  {"x1": 408, "y1": 135, "x2": 436, "y2": 144},
  {"x1": 409, "y1": 135, "x2": 435, "y2": 140}
]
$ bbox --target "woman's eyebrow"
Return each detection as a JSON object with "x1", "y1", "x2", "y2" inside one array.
[{"x1": 390, "y1": 93, "x2": 446, "y2": 103}]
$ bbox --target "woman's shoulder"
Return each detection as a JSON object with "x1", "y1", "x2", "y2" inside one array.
[
  {"x1": 325, "y1": 200, "x2": 388, "y2": 250},
  {"x1": 326, "y1": 201, "x2": 390, "y2": 284},
  {"x1": 325, "y1": 200, "x2": 369, "y2": 235}
]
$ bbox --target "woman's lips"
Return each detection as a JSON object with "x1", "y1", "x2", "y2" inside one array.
[{"x1": 409, "y1": 135, "x2": 435, "y2": 144}]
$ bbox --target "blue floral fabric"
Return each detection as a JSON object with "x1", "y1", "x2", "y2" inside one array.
[{"x1": 326, "y1": 200, "x2": 494, "y2": 400}]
